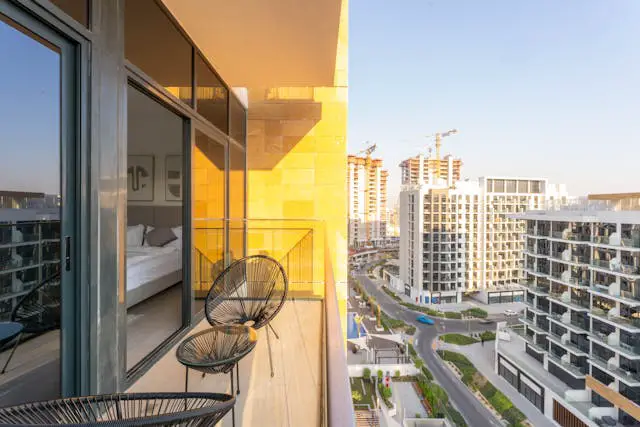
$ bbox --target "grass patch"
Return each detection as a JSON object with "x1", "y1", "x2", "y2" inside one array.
[
  {"x1": 439, "y1": 333, "x2": 479, "y2": 345},
  {"x1": 350, "y1": 377, "x2": 376, "y2": 408},
  {"x1": 480, "y1": 330, "x2": 496, "y2": 341},
  {"x1": 461, "y1": 307, "x2": 488, "y2": 319},
  {"x1": 405, "y1": 325, "x2": 416, "y2": 335},
  {"x1": 382, "y1": 286, "x2": 402, "y2": 302},
  {"x1": 401, "y1": 302, "x2": 444, "y2": 317},
  {"x1": 438, "y1": 350, "x2": 526, "y2": 426},
  {"x1": 377, "y1": 382, "x2": 393, "y2": 408},
  {"x1": 444, "y1": 311, "x2": 463, "y2": 319},
  {"x1": 421, "y1": 365, "x2": 434, "y2": 382}
]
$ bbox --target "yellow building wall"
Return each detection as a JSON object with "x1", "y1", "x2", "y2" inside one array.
[{"x1": 246, "y1": 0, "x2": 349, "y2": 333}]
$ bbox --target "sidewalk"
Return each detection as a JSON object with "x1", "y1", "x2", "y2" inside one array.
[{"x1": 438, "y1": 341, "x2": 554, "y2": 427}]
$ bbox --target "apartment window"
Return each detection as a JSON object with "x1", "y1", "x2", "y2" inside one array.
[
  {"x1": 195, "y1": 53, "x2": 227, "y2": 132},
  {"x1": 125, "y1": 0, "x2": 193, "y2": 106}
]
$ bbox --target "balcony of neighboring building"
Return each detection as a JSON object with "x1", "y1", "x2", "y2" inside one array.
[{"x1": 591, "y1": 297, "x2": 640, "y2": 333}]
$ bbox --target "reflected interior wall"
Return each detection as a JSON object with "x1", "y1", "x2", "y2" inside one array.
[{"x1": 246, "y1": 0, "x2": 348, "y2": 334}]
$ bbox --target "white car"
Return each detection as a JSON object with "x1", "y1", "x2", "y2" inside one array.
[{"x1": 503, "y1": 309, "x2": 519, "y2": 317}]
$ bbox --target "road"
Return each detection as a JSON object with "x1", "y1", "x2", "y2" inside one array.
[{"x1": 354, "y1": 269, "x2": 506, "y2": 427}]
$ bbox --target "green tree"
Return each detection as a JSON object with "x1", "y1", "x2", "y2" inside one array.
[
  {"x1": 362, "y1": 367, "x2": 371, "y2": 379},
  {"x1": 377, "y1": 369, "x2": 384, "y2": 382},
  {"x1": 352, "y1": 390, "x2": 362, "y2": 403}
]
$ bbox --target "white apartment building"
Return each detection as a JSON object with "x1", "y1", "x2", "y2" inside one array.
[
  {"x1": 495, "y1": 208, "x2": 640, "y2": 427},
  {"x1": 400, "y1": 177, "x2": 568, "y2": 304},
  {"x1": 348, "y1": 155, "x2": 388, "y2": 248}
]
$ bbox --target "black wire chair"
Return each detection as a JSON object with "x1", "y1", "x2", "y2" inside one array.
[
  {"x1": 176, "y1": 326, "x2": 257, "y2": 427},
  {"x1": 0, "y1": 392, "x2": 235, "y2": 426},
  {"x1": 205, "y1": 255, "x2": 287, "y2": 377},
  {"x1": 1, "y1": 272, "x2": 61, "y2": 374}
]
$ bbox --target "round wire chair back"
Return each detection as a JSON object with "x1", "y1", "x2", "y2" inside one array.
[
  {"x1": 0, "y1": 392, "x2": 235, "y2": 426},
  {"x1": 11, "y1": 272, "x2": 61, "y2": 334},
  {"x1": 205, "y1": 255, "x2": 287, "y2": 330},
  {"x1": 176, "y1": 325, "x2": 258, "y2": 375}
]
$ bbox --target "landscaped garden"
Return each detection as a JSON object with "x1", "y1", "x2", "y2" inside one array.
[
  {"x1": 439, "y1": 333, "x2": 479, "y2": 345},
  {"x1": 351, "y1": 372, "x2": 376, "y2": 409},
  {"x1": 437, "y1": 350, "x2": 526, "y2": 426}
]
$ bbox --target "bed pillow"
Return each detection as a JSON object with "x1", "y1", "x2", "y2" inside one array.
[
  {"x1": 145, "y1": 227, "x2": 177, "y2": 247},
  {"x1": 171, "y1": 226, "x2": 183, "y2": 241},
  {"x1": 142, "y1": 226, "x2": 155, "y2": 247},
  {"x1": 127, "y1": 224, "x2": 145, "y2": 247}
]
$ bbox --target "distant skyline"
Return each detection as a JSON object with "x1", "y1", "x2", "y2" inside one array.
[{"x1": 349, "y1": 0, "x2": 640, "y2": 204}]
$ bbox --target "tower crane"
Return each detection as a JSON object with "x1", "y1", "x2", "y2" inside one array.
[
  {"x1": 357, "y1": 142, "x2": 377, "y2": 158},
  {"x1": 425, "y1": 129, "x2": 458, "y2": 178}
]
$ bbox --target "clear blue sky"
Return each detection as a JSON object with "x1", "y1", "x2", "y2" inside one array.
[
  {"x1": 0, "y1": 19, "x2": 60, "y2": 195},
  {"x1": 349, "y1": 0, "x2": 640, "y2": 203}
]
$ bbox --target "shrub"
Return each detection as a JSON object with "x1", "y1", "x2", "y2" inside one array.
[
  {"x1": 377, "y1": 369, "x2": 383, "y2": 382},
  {"x1": 352, "y1": 390, "x2": 362, "y2": 403},
  {"x1": 444, "y1": 311, "x2": 462, "y2": 319},
  {"x1": 382, "y1": 286, "x2": 402, "y2": 302},
  {"x1": 462, "y1": 307, "x2": 488, "y2": 318},
  {"x1": 408, "y1": 343, "x2": 418, "y2": 358},
  {"x1": 413, "y1": 357, "x2": 424, "y2": 370},
  {"x1": 489, "y1": 390, "x2": 513, "y2": 414},
  {"x1": 439, "y1": 333, "x2": 479, "y2": 345},
  {"x1": 503, "y1": 406, "x2": 526, "y2": 425},
  {"x1": 445, "y1": 405, "x2": 467, "y2": 427},
  {"x1": 362, "y1": 367, "x2": 371, "y2": 379},
  {"x1": 437, "y1": 350, "x2": 477, "y2": 385},
  {"x1": 394, "y1": 370, "x2": 401, "y2": 378},
  {"x1": 480, "y1": 330, "x2": 496, "y2": 341},
  {"x1": 421, "y1": 365, "x2": 434, "y2": 382},
  {"x1": 479, "y1": 382, "x2": 497, "y2": 400},
  {"x1": 415, "y1": 413, "x2": 421, "y2": 418},
  {"x1": 405, "y1": 325, "x2": 416, "y2": 335}
]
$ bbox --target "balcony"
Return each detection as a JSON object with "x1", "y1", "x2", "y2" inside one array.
[
  {"x1": 589, "y1": 285, "x2": 640, "y2": 307},
  {"x1": 591, "y1": 307, "x2": 640, "y2": 332},
  {"x1": 520, "y1": 317, "x2": 549, "y2": 335},
  {"x1": 547, "y1": 353, "x2": 586, "y2": 378},
  {"x1": 520, "y1": 280, "x2": 549, "y2": 296},
  {"x1": 126, "y1": 219, "x2": 354, "y2": 426},
  {"x1": 589, "y1": 355, "x2": 640, "y2": 386},
  {"x1": 590, "y1": 332, "x2": 640, "y2": 360}
]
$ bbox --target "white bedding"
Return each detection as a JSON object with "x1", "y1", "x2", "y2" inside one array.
[{"x1": 126, "y1": 246, "x2": 182, "y2": 292}]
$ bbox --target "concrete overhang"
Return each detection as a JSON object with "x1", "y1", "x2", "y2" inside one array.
[{"x1": 161, "y1": 0, "x2": 343, "y2": 88}]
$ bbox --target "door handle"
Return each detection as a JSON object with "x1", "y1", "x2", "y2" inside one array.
[{"x1": 65, "y1": 236, "x2": 71, "y2": 271}]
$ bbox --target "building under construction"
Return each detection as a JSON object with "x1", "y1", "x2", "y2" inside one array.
[
  {"x1": 400, "y1": 154, "x2": 463, "y2": 188},
  {"x1": 348, "y1": 155, "x2": 388, "y2": 248}
]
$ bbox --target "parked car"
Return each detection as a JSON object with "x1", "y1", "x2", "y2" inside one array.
[
  {"x1": 417, "y1": 315, "x2": 435, "y2": 325},
  {"x1": 479, "y1": 319, "x2": 495, "y2": 324},
  {"x1": 503, "y1": 309, "x2": 519, "y2": 317}
]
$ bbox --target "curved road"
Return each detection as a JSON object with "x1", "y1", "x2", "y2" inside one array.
[{"x1": 354, "y1": 269, "x2": 506, "y2": 427}]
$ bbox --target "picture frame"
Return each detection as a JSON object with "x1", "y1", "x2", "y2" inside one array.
[
  {"x1": 127, "y1": 155, "x2": 154, "y2": 201},
  {"x1": 165, "y1": 154, "x2": 183, "y2": 201}
]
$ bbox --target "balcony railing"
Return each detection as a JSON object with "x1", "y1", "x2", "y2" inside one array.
[{"x1": 190, "y1": 218, "x2": 354, "y2": 426}]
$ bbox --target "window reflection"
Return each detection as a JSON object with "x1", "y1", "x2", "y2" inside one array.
[
  {"x1": 0, "y1": 13, "x2": 62, "y2": 405},
  {"x1": 192, "y1": 130, "x2": 226, "y2": 314},
  {"x1": 125, "y1": 0, "x2": 192, "y2": 106},
  {"x1": 196, "y1": 53, "x2": 227, "y2": 133},
  {"x1": 126, "y1": 85, "x2": 186, "y2": 371}
]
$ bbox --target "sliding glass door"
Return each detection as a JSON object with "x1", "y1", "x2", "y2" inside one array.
[{"x1": 0, "y1": 2, "x2": 79, "y2": 404}]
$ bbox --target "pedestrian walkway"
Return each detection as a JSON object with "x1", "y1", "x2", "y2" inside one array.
[
  {"x1": 438, "y1": 341, "x2": 554, "y2": 427},
  {"x1": 392, "y1": 382, "x2": 428, "y2": 420}
]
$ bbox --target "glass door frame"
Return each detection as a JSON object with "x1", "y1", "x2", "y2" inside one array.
[
  {"x1": 0, "y1": 0, "x2": 90, "y2": 398},
  {"x1": 190, "y1": 118, "x2": 230, "y2": 321}
]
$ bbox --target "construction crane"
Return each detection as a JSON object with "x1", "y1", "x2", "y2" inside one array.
[
  {"x1": 425, "y1": 129, "x2": 458, "y2": 178},
  {"x1": 357, "y1": 142, "x2": 377, "y2": 158}
]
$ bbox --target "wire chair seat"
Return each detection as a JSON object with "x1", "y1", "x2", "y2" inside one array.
[
  {"x1": 176, "y1": 325, "x2": 257, "y2": 375},
  {"x1": 0, "y1": 392, "x2": 235, "y2": 426}
]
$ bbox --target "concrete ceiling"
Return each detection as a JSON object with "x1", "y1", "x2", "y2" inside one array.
[{"x1": 161, "y1": 0, "x2": 343, "y2": 88}]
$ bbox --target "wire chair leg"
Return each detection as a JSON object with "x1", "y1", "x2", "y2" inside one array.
[
  {"x1": 267, "y1": 324, "x2": 275, "y2": 378},
  {"x1": 1, "y1": 332, "x2": 22, "y2": 374},
  {"x1": 184, "y1": 367, "x2": 189, "y2": 392},
  {"x1": 230, "y1": 370, "x2": 236, "y2": 427},
  {"x1": 236, "y1": 363, "x2": 241, "y2": 395},
  {"x1": 268, "y1": 322, "x2": 279, "y2": 340}
]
